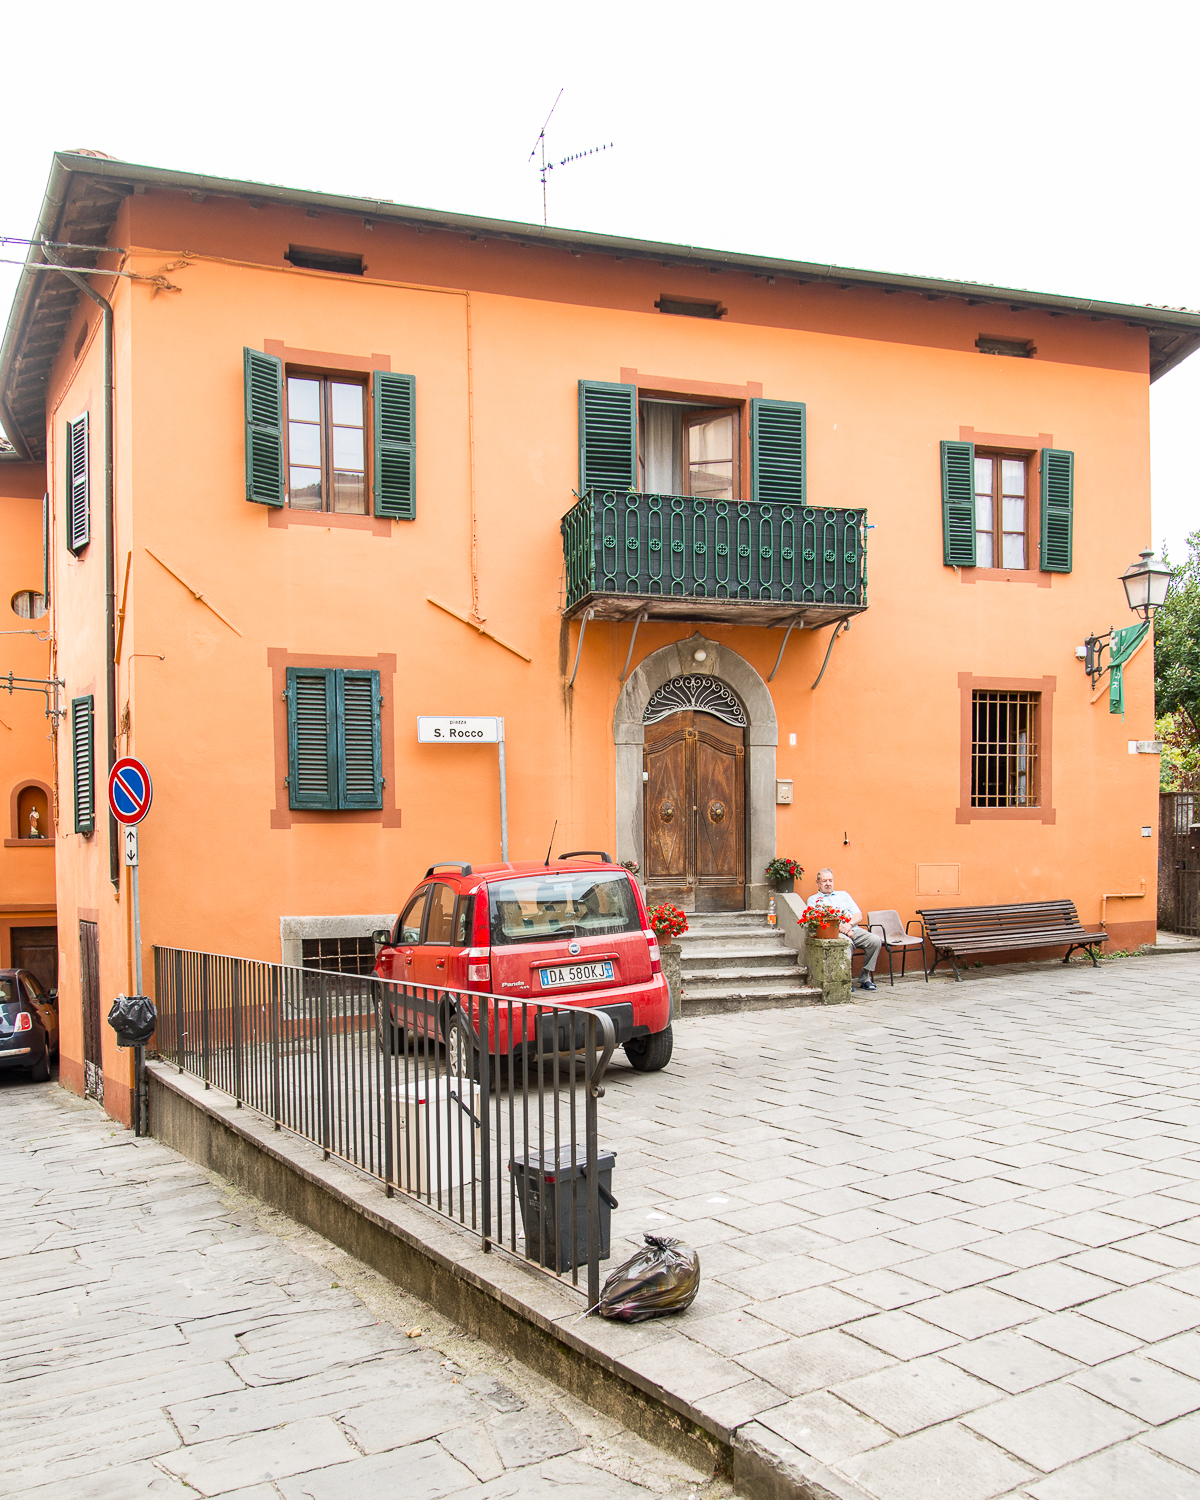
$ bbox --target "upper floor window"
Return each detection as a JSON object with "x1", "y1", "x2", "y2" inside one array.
[
  {"x1": 638, "y1": 400, "x2": 741, "y2": 499},
  {"x1": 975, "y1": 452, "x2": 1028, "y2": 569},
  {"x1": 287, "y1": 376, "x2": 367, "y2": 514},
  {"x1": 243, "y1": 349, "x2": 414, "y2": 519}
]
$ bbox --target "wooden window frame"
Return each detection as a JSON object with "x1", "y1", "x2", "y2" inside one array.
[
  {"x1": 683, "y1": 406, "x2": 741, "y2": 502},
  {"x1": 974, "y1": 447, "x2": 1032, "y2": 573},
  {"x1": 958, "y1": 427, "x2": 1054, "y2": 587},
  {"x1": 264, "y1": 342, "x2": 393, "y2": 535},
  {"x1": 957, "y1": 673, "x2": 1056, "y2": 824},
  {"x1": 284, "y1": 371, "x2": 369, "y2": 518}
]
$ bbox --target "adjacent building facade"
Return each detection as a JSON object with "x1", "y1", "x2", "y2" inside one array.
[{"x1": 3, "y1": 150, "x2": 1196, "y2": 1125}]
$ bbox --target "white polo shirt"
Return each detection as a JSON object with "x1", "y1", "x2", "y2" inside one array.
[{"x1": 808, "y1": 890, "x2": 861, "y2": 923}]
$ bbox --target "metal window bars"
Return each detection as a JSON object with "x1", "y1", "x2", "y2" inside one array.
[
  {"x1": 971, "y1": 691, "x2": 1040, "y2": 808},
  {"x1": 152, "y1": 947, "x2": 618, "y2": 1306}
]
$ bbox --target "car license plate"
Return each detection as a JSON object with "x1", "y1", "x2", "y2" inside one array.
[{"x1": 539, "y1": 961, "x2": 614, "y2": 989}]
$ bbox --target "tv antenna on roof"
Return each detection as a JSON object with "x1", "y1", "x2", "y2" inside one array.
[{"x1": 527, "y1": 89, "x2": 615, "y2": 226}]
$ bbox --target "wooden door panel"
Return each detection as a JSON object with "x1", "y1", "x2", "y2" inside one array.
[
  {"x1": 696, "y1": 739, "x2": 741, "y2": 880},
  {"x1": 645, "y1": 734, "x2": 688, "y2": 880}
]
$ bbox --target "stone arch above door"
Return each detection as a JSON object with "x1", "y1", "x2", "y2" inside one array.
[{"x1": 614, "y1": 633, "x2": 777, "y2": 910}]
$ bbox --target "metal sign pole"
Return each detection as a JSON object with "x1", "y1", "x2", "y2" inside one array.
[
  {"x1": 124, "y1": 825, "x2": 145, "y2": 1136},
  {"x1": 497, "y1": 718, "x2": 508, "y2": 862}
]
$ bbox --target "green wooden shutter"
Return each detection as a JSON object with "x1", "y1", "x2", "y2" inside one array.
[
  {"x1": 337, "y1": 670, "x2": 383, "y2": 809},
  {"x1": 579, "y1": 381, "x2": 637, "y2": 494},
  {"x1": 372, "y1": 372, "x2": 416, "y2": 519},
  {"x1": 67, "y1": 413, "x2": 90, "y2": 552},
  {"x1": 1040, "y1": 448, "x2": 1074, "y2": 573},
  {"x1": 72, "y1": 695, "x2": 94, "y2": 834},
  {"x1": 750, "y1": 398, "x2": 806, "y2": 505},
  {"x1": 940, "y1": 440, "x2": 976, "y2": 566},
  {"x1": 286, "y1": 668, "x2": 337, "y2": 810},
  {"x1": 244, "y1": 348, "x2": 285, "y2": 506}
]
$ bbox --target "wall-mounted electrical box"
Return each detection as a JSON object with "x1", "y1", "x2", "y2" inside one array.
[{"x1": 776, "y1": 780, "x2": 793, "y2": 805}]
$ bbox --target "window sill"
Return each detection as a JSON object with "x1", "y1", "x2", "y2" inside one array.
[
  {"x1": 4, "y1": 838, "x2": 56, "y2": 848},
  {"x1": 960, "y1": 567, "x2": 1050, "y2": 589},
  {"x1": 955, "y1": 805, "x2": 1056, "y2": 824},
  {"x1": 267, "y1": 508, "x2": 392, "y2": 537}
]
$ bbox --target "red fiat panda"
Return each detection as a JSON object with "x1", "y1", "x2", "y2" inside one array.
[{"x1": 373, "y1": 853, "x2": 673, "y2": 1073}]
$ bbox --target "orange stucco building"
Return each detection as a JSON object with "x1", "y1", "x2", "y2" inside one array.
[
  {"x1": 3, "y1": 150, "x2": 1196, "y2": 1126},
  {"x1": 0, "y1": 451, "x2": 57, "y2": 985}
]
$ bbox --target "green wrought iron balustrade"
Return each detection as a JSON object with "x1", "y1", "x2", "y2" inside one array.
[{"x1": 561, "y1": 490, "x2": 867, "y2": 614}]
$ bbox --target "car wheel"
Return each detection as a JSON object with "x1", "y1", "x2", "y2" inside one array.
[
  {"x1": 375, "y1": 1000, "x2": 403, "y2": 1055},
  {"x1": 624, "y1": 1023, "x2": 673, "y2": 1073},
  {"x1": 30, "y1": 1035, "x2": 51, "y2": 1082},
  {"x1": 445, "y1": 1009, "x2": 484, "y2": 1087}
]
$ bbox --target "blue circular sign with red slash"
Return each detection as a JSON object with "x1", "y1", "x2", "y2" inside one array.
[{"x1": 108, "y1": 757, "x2": 153, "y2": 825}]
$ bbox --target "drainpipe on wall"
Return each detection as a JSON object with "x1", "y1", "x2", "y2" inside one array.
[{"x1": 43, "y1": 247, "x2": 118, "y2": 887}]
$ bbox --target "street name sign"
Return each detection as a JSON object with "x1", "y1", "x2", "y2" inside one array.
[
  {"x1": 417, "y1": 716, "x2": 502, "y2": 743},
  {"x1": 109, "y1": 757, "x2": 153, "y2": 824}
]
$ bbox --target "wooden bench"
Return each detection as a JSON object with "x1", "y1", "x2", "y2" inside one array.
[{"x1": 917, "y1": 901, "x2": 1107, "y2": 981}]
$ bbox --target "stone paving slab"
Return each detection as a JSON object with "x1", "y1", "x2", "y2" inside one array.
[
  {"x1": 0, "y1": 1079, "x2": 726, "y2": 1500},
  {"x1": 595, "y1": 950, "x2": 1200, "y2": 1498}
]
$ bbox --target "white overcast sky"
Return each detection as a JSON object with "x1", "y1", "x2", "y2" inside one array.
[{"x1": 3, "y1": 0, "x2": 1196, "y2": 564}]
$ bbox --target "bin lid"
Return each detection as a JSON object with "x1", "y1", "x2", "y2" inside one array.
[{"x1": 510, "y1": 1144, "x2": 616, "y2": 1179}]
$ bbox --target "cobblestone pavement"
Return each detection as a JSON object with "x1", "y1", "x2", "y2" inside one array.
[
  {"x1": 599, "y1": 950, "x2": 1200, "y2": 1500},
  {"x1": 0, "y1": 1080, "x2": 730, "y2": 1500}
]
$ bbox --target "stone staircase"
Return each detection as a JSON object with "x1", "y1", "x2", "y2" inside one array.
[{"x1": 678, "y1": 910, "x2": 822, "y2": 1014}]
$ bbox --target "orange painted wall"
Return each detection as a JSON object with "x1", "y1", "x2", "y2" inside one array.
[
  {"x1": 40, "y1": 187, "x2": 1161, "y2": 1119},
  {"x1": 0, "y1": 460, "x2": 56, "y2": 968}
]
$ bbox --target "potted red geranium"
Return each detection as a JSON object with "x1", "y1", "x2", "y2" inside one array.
[
  {"x1": 800, "y1": 903, "x2": 851, "y2": 941},
  {"x1": 647, "y1": 903, "x2": 688, "y2": 940},
  {"x1": 765, "y1": 857, "x2": 803, "y2": 894}
]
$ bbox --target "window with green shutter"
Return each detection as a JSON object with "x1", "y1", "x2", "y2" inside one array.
[
  {"x1": 750, "y1": 399, "x2": 806, "y2": 505},
  {"x1": 941, "y1": 440, "x2": 977, "y2": 567},
  {"x1": 1040, "y1": 448, "x2": 1074, "y2": 573},
  {"x1": 244, "y1": 349, "x2": 285, "y2": 506},
  {"x1": 579, "y1": 381, "x2": 637, "y2": 494},
  {"x1": 72, "y1": 695, "x2": 95, "y2": 835},
  {"x1": 373, "y1": 371, "x2": 416, "y2": 519},
  {"x1": 286, "y1": 668, "x2": 382, "y2": 811},
  {"x1": 67, "y1": 413, "x2": 90, "y2": 552}
]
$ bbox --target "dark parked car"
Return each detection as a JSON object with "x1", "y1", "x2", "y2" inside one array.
[
  {"x1": 374, "y1": 854, "x2": 673, "y2": 1074},
  {"x1": 0, "y1": 969, "x2": 59, "y2": 1082}
]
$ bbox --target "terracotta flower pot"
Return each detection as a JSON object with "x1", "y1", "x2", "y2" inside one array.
[{"x1": 814, "y1": 919, "x2": 841, "y2": 941}]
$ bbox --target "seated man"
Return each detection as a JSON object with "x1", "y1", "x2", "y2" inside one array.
[{"x1": 807, "y1": 867, "x2": 884, "y2": 991}]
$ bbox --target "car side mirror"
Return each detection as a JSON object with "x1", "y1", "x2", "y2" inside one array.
[
  {"x1": 372, "y1": 930, "x2": 391, "y2": 946},
  {"x1": 47, "y1": 990, "x2": 58, "y2": 1003}
]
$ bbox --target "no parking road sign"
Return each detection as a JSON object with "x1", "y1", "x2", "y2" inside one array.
[{"x1": 108, "y1": 757, "x2": 153, "y2": 825}]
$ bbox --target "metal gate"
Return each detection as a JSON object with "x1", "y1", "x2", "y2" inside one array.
[
  {"x1": 79, "y1": 920, "x2": 103, "y2": 1101},
  {"x1": 1160, "y1": 793, "x2": 1200, "y2": 936}
]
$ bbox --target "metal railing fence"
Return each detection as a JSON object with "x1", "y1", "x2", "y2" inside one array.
[{"x1": 152, "y1": 946, "x2": 618, "y2": 1304}]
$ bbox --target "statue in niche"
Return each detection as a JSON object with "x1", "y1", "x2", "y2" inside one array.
[{"x1": 28, "y1": 806, "x2": 43, "y2": 839}]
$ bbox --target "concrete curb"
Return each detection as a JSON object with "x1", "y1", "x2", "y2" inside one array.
[{"x1": 146, "y1": 1062, "x2": 872, "y2": 1500}]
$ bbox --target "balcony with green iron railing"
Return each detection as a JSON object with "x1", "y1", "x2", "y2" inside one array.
[{"x1": 561, "y1": 490, "x2": 868, "y2": 627}]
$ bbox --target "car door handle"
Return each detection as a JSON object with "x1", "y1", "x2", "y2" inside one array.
[{"x1": 435, "y1": 959, "x2": 445, "y2": 970}]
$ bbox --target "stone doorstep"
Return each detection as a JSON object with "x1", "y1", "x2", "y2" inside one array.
[
  {"x1": 682, "y1": 946, "x2": 797, "y2": 965},
  {"x1": 144, "y1": 1061, "x2": 865, "y2": 1500},
  {"x1": 682, "y1": 989, "x2": 824, "y2": 1015},
  {"x1": 684, "y1": 966, "x2": 810, "y2": 988}
]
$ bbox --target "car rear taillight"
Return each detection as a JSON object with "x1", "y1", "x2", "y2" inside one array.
[
  {"x1": 643, "y1": 929, "x2": 662, "y2": 975},
  {"x1": 466, "y1": 948, "x2": 491, "y2": 991},
  {"x1": 14, "y1": 1012, "x2": 32, "y2": 1032}
]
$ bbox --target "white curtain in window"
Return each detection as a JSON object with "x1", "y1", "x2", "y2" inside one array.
[{"x1": 642, "y1": 402, "x2": 681, "y2": 493}]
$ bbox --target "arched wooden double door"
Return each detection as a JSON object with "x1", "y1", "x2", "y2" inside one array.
[{"x1": 644, "y1": 711, "x2": 745, "y2": 912}]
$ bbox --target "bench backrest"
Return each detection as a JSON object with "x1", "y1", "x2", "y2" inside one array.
[{"x1": 918, "y1": 900, "x2": 1084, "y2": 940}]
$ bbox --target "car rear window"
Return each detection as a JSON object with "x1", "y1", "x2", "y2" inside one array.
[
  {"x1": 0, "y1": 975, "x2": 20, "y2": 1022},
  {"x1": 488, "y1": 872, "x2": 641, "y2": 946}
]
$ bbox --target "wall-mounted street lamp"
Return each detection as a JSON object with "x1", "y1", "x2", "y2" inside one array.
[{"x1": 1079, "y1": 548, "x2": 1174, "y2": 688}]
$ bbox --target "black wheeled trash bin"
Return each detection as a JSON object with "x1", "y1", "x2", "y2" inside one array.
[{"x1": 510, "y1": 1144, "x2": 617, "y2": 1272}]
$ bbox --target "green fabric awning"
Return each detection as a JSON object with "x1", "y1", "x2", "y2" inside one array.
[{"x1": 1109, "y1": 621, "x2": 1150, "y2": 717}]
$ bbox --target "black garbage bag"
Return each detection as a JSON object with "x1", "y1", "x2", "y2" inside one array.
[
  {"x1": 597, "y1": 1234, "x2": 700, "y2": 1322},
  {"x1": 107, "y1": 994, "x2": 157, "y2": 1047}
]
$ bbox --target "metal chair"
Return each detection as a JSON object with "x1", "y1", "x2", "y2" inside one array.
[{"x1": 865, "y1": 909, "x2": 928, "y2": 986}]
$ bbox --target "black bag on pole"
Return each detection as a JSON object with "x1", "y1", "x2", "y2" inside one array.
[{"x1": 107, "y1": 994, "x2": 157, "y2": 1047}]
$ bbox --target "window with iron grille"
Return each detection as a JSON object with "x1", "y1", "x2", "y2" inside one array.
[
  {"x1": 300, "y1": 935, "x2": 376, "y2": 975},
  {"x1": 972, "y1": 691, "x2": 1040, "y2": 807}
]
